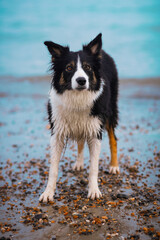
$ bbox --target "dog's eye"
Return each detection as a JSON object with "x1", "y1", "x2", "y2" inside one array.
[
  {"x1": 66, "y1": 65, "x2": 73, "y2": 72},
  {"x1": 83, "y1": 64, "x2": 91, "y2": 71}
]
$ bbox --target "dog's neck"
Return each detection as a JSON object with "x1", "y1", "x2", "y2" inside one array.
[{"x1": 50, "y1": 80, "x2": 104, "y2": 112}]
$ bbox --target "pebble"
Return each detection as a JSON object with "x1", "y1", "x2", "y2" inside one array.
[{"x1": 117, "y1": 193, "x2": 129, "y2": 199}]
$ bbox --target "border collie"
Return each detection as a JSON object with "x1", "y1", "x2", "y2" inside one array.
[{"x1": 39, "y1": 33, "x2": 119, "y2": 202}]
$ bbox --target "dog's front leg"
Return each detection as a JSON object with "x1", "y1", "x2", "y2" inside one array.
[
  {"x1": 39, "y1": 135, "x2": 64, "y2": 202},
  {"x1": 87, "y1": 138, "x2": 102, "y2": 200}
]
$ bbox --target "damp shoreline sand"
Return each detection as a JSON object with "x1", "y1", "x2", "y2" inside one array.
[{"x1": 0, "y1": 76, "x2": 160, "y2": 240}]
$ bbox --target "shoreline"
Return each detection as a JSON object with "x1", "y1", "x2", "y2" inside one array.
[
  {"x1": 0, "y1": 75, "x2": 160, "y2": 100},
  {"x1": 0, "y1": 76, "x2": 160, "y2": 240},
  {"x1": 0, "y1": 75, "x2": 160, "y2": 86}
]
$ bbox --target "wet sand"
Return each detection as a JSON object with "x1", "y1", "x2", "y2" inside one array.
[{"x1": 0, "y1": 76, "x2": 160, "y2": 240}]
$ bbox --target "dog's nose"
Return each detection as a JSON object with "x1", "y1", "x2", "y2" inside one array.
[{"x1": 76, "y1": 77, "x2": 86, "y2": 86}]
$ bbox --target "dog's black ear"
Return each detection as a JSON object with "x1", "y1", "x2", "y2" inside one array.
[
  {"x1": 44, "y1": 41, "x2": 69, "y2": 59},
  {"x1": 83, "y1": 33, "x2": 102, "y2": 55}
]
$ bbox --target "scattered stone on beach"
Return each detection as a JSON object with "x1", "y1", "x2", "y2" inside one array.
[
  {"x1": 116, "y1": 193, "x2": 129, "y2": 199},
  {"x1": 0, "y1": 237, "x2": 12, "y2": 240},
  {"x1": 0, "y1": 151, "x2": 160, "y2": 237},
  {"x1": 0, "y1": 78, "x2": 160, "y2": 239},
  {"x1": 21, "y1": 207, "x2": 51, "y2": 230}
]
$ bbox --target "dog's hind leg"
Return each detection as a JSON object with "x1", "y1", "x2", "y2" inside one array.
[
  {"x1": 106, "y1": 122, "x2": 120, "y2": 174},
  {"x1": 72, "y1": 140, "x2": 85, "y2": 171}
]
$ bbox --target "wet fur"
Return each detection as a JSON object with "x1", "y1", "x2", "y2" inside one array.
[
  {"x1": 48, "y1": 50, "x2": 118, "y2": 138},
  {"x1": 39, "y1": 33, "x2": 119, "y2": 202}
]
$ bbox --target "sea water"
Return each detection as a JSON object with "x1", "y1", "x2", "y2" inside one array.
[{"x1": 0, "y1": 0, "x2": 160, "y2": 78}]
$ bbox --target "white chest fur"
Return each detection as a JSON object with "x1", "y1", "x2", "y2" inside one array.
[{"x1": 50, "y1": 88, "x2": 102, "y2": 140}]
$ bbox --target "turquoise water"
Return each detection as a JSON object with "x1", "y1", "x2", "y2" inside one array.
[{"x1": 0, "y1": 0, "x2": 160, "y2": 78}]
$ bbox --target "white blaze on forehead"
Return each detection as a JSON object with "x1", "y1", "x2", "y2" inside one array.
[{"x1": 71, "y1": 55, "x2": 89, "y2": 89}]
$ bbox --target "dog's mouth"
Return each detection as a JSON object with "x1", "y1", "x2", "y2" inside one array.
[{"x1": 76, "y1": 86, "x2": 87, "y2": 91}]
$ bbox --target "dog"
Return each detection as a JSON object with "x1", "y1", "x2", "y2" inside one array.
[{"x1": 39, "y1": 33, "x2": 119, "y2": 202}]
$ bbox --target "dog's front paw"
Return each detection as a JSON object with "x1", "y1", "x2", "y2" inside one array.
[
  {"x1": 109, "y1": 166, "x2": 120, "y2": 174},
  {"x1": 72, "y1": 161, "x2": 84, "y2": 171},
  {"x1": 39, "y1": 187, "x2": 54, "y2": 202},
  {"x1": 87, "y1": 186, "x2": 102, "y2": 200}
]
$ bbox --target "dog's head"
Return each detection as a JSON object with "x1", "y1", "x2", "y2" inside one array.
[{"x1": 44, "y1": 34, "x2": 102, "y2": 94}]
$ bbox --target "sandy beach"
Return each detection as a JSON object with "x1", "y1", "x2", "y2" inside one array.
[{"x1": 0, "y1": 76, "x2": 160, "y2": 240}]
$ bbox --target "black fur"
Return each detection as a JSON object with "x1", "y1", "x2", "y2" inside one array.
[
  {"x1": 90, "y1": 50, "x2": 119, "y2": 130},
  {"x1": 47, "y1": 100, "x2": 54, "y2": 135}
]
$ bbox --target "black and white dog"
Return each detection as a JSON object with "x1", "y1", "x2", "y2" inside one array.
[{"x1": 39, "y1": 33, "x2": 119, "y2": 202}]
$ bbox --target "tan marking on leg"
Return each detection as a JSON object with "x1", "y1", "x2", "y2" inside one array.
[
  {"x1": 72, "y1": 140, "x2": 85, "y2": 171},
  {"x1": 78, "y1": 141, "x2": 84, "y2": 155},
  {"x1": 106, "y1": 122, "x2": 119, "y2": 174}
]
